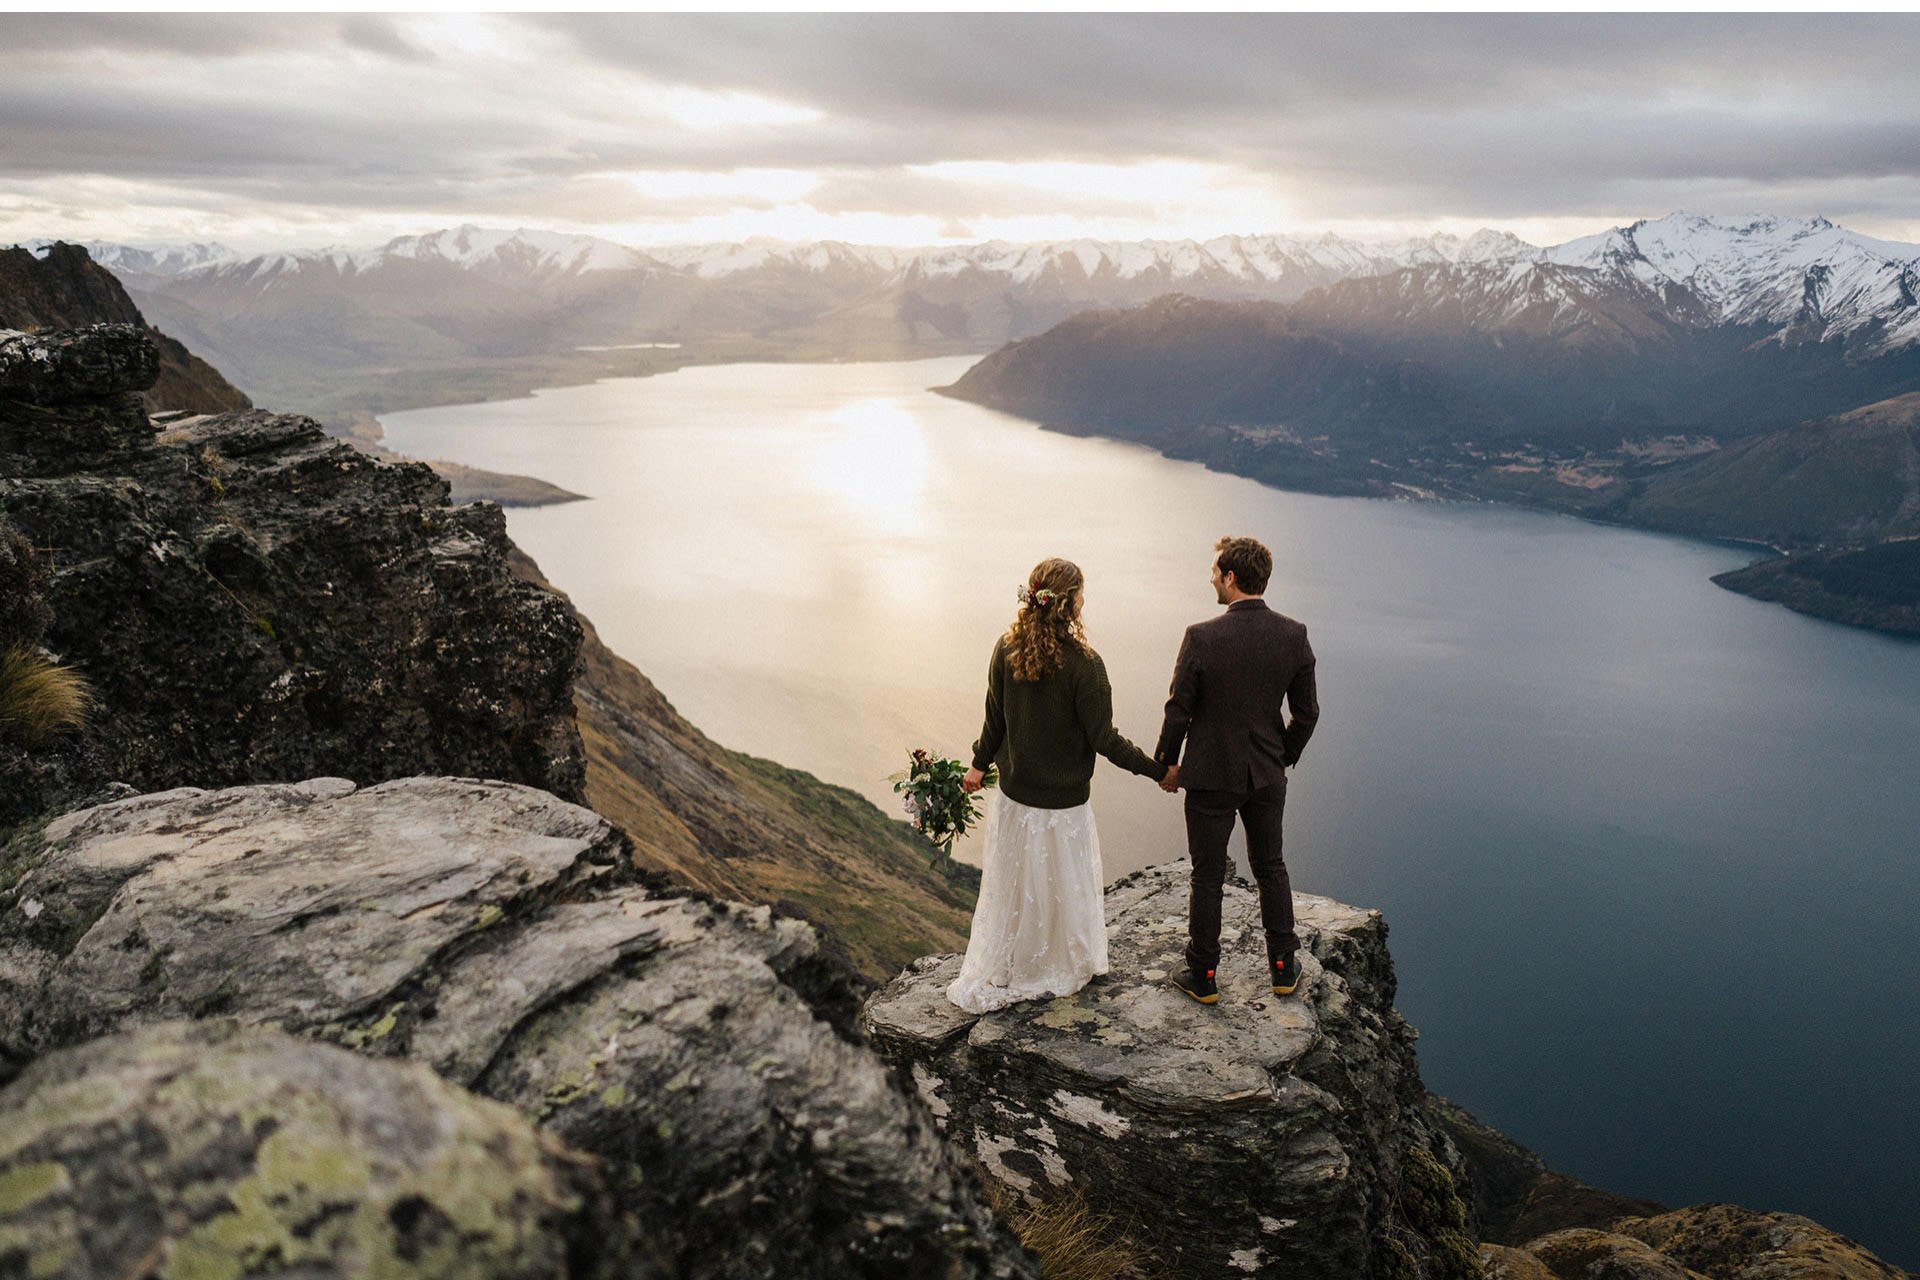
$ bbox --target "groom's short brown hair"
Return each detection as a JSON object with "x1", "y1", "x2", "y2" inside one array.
[{"x1": 1215, "y1": 536, "x2": 1272, "y2": 595}]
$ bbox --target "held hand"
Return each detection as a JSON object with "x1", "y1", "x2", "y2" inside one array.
[
  {"x1": 962, "y1": 767, "x2": 985, "y2": 794},
  {"x1": 1159, "y1": 764, "x2": 1181, "y2": 794}
]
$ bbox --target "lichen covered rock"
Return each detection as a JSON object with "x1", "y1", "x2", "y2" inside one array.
[
  {"x1": 1, "y1": 330, "x2": 584, "y2": 824},
  {"x1": 0, "y1": 323, "x2": 160, "y2": 405},
  {"x1": 0, "y1": 324, "x2": 160, "y2": 471},
  {"x1": 0, "y1": 778, "x2": 625, "y2": 1058},
  {"x1": 861, "y1": 859, "x2": 1467, "y2": 1279},
  {"x1": 0, "y1": 777, "x2": 1034, "y2": 1280},
  {"x1": 0, "y1": 1019, "x2": 644, "y2": 1279}
]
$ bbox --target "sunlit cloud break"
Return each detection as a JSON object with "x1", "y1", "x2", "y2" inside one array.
[{"x1": 4, "y1": 13, "x2": 1920, "y2": 252}]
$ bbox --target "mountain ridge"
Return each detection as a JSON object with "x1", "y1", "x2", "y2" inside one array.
[
  {"x1": 55, "y1": 212, "x2": 1920, "y2": 339},
  {"x1": 941, "y1": 286, "x2": 1920, "y2": 634},
  {"x1": 37, "y1": 212, "x2": 1920, "y2": 432}
]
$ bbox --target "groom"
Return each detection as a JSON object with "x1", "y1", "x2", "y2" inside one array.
[{"x1": 1156, "y1": 536, "x2": 1320, "y2": 1005}]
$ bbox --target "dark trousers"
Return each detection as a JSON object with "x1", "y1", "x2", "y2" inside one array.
[{"x1": 1184, "y1": 778, "x2": 1298, "y2": 973}]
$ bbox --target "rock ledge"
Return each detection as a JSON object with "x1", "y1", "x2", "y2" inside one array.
[
  {"x1": 1, "y1": 776, "x2": 1035, "y2": 1280},
  {"x1": 863, "y1": 860, "x2": 1457, "y2": 1279}
]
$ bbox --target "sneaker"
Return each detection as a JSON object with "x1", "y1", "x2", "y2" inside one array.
[
  {"x1": 1271, "y1": 952, "x2": 1302, "y2": 996},
  {"x1": 1171, "y1": 966, "x2": 1219, "y2": 1004}
]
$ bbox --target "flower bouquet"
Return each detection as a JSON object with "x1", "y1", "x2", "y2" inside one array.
[{"x1": 889, "y1": 748, "x2": 996, "y2": 865}]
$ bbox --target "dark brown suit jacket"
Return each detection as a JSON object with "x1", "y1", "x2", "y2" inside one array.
[{"x1": 1155, "y1": 598, "x2": 1319, "y2": 793}]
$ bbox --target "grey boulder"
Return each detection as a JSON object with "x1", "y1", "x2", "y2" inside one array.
[
  {"x1": 862, "y1": 859, "x2": 1472, "y2": 1279},
  {"x1": 0, "y1": 777, "x2": 1034, "y2": 1280},
  {"x1": 0, "y1": 1018, "x2": 643, "y2": 1278}
]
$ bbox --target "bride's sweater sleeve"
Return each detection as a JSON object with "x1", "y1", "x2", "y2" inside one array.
[
  {"x1": 1078, "y1": 651, "x2": 1167, "y2": 781},
  {"x1": 970, "y1": 638, "x2": 1006, "y2": 772}
]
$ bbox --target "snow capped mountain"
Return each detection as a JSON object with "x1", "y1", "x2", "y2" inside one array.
[
  {"x1": 1278, "y1": 213, "x2": 1920, "y2": 357},
  {"x1": 18, "y1": 239, "x2": 240, "y2": 278},
  {"x1": 106, "y1": 224, "x2": 1544, "y2": 292},
  {"x1": 8, "y1": 221, "x2": 1528, "y2": 287},
  {"x1": 1432, "y1": 228, "x2": 1541, "y2": 265},
  {"x1": 1294, "y1": 254, "x2": 1716, "y2": 349},
  {"x1": 1541, "y1": 213, "x2": 1920, "y2": 353},
  {"x1": 375, "y1": 225, "x2": 650, "y2": 275},
  {"x1": 57, "y1": 216, "x2": 1920, "y2": 349},
  {"x1": 643, "y1": 238, "x2": 906, "y2": 279},
  {"x1": 52, "y1": 213, "x2": 1920, "y2": 396},
  {"x1": 891, "y1": 229, "x2": 1539, "y2": 288},
  {"x1": 126, "y1": 226, "x2": 659, "y2": 302}
]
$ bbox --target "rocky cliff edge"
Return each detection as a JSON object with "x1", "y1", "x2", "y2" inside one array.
[
  {"x1": 863, "y1": 859, "x2": 1459, "y2": 1278},
  {"x1": 0, "y1": 242, "x2": 251, "y2": 416},
  {"x1": 0, "y1": 323, "x2": 583, "y2": 825},
  {"x1": 0, "y1": 776, "x2": 1034, "y2": 1280},
  {"x1": 863, "y1": 861, "x2": 1912, "y2": 1280}
]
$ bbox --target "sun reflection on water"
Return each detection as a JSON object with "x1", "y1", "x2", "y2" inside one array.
[{"x1": 808, "y1": 397, "x2": 930, "y2": 534}]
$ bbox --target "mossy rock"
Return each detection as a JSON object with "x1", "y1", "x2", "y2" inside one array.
[
  {"x1": 0, "y1": 1019, "x2": 650, "y2": 1278},
  {"x1": 1613, "y1": 1203, "x2": 1910, "y2": 1279},
  {"x1": 1390, "y1": 1147, "x2": 1486, "y2": 1280}
]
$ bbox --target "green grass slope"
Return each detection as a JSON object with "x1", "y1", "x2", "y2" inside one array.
[{"x1": 1620, "y1": 393, "x2": 1920, "y2": 549}]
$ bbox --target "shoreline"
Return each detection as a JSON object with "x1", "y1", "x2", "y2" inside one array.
[
  {"x1": 314, "y1": 339, "x2": 993, "y2": 445},
  {"x1": 932, "y1": 382, "x2": 1918, "y2": 640},
  {"x1": 364, "y1": 351, "x2": 1902, "y2": 641},
  {"x1": 339, "y1": 346, "x2": 994, "y2": 508}
]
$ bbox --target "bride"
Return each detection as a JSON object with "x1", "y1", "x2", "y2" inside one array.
[{"x1": 948, "y1": 557, "x2": 1171, "y2": 1013}]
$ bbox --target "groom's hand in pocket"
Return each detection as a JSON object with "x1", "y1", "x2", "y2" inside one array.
[{"x1": 1159, "y1": 764, "x2": 1181, "y2": 793}]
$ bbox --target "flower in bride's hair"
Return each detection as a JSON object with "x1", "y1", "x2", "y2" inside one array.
[{"x1": 1017, "y1": 584, "x2": 1059, "y2": 608}]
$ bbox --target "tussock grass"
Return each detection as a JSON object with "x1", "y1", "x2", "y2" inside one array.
[
  {"x1": 987, "y1": 1183, "x2": 1162, "y2": 1280},
  {"x1": 0, "y1": 645, "x2": 93, "y2": 744}
]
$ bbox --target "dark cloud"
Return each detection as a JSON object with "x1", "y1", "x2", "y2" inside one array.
[
  {"x1": 2, "y1": 13, "x2": 1918, "y2": 245},
  {"x1": 538, "y1": 14, "x2": 1918, "y2": 125}
]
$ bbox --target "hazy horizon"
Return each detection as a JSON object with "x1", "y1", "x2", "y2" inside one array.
[{"x1": 20, "y1": 209, "x2": 1914, "y2": 262}]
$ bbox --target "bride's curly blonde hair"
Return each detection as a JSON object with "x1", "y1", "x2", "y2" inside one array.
[{"x1": 1004, "y1": 558, "x2": 1090, "y2": 682}]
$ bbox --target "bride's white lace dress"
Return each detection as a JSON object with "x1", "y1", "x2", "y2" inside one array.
[{"x1": 947, "y1": 792, "x2": 1108, "y2": 1013}]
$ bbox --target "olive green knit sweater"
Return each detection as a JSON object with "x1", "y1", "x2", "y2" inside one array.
[{"x1": 970, "y1": 636, "x2": 1167, "y2": 809}]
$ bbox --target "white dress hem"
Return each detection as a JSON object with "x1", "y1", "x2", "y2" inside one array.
[{"x1": 945, "y1": 792, "x2": 1108, "y2": 1014}]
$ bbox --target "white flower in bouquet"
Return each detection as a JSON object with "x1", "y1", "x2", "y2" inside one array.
[{"x1": 887, "y1": 748, "x2": 997, "y2": 867}]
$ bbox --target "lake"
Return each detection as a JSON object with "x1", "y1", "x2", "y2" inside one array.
[{"x1": 386, "y1": 355, "x2": 1920, "y2": 1266}]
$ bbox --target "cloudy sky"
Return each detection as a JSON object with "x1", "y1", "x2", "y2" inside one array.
[{"x1": 5, "y1": 12, "x2": 1920, "y2": 253}]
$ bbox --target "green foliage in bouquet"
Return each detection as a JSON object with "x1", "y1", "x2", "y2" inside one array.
[{"x1": 889, "y1": 748, "x2": 997, "y2": 867}]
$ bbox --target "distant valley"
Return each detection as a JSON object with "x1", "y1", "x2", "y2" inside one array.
[
  {"x1": 35, "y1": 224, "x2": 1546, "y2": 425},
  {"x1": 942, "y1": 215, "x2": 1920, "y2": 636},
  {"x1": 23, "y1": 212, "x2": 1920, "y2": 635}
]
